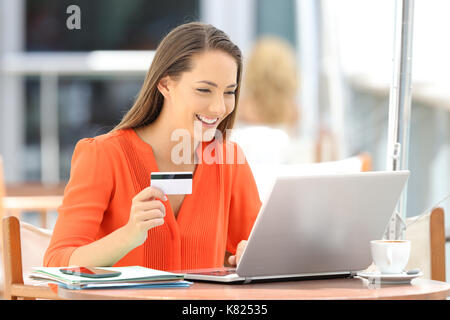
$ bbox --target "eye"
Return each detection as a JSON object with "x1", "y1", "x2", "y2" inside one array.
[
  {"x1": 225, "y1": 91, "x2": 236, "y2": 95},
  {"x1": 196, "y1": 88, "x2": 211, "y2": 93}
]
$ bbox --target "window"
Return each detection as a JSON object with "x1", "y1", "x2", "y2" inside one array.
[
  {"x1": 22, "y1": 0, "x2": 199, "y2": 181},
  {"x1": 26, "y1": 0, "x2": 199, "y2": 51}
]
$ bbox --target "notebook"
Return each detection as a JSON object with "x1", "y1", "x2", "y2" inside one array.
[{"x1": 29, "y1": 266, "x2": 192, "y2": 290}]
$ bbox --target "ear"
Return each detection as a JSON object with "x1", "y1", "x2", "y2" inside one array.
[{"x1": 157, "y1": 75, "x2": 172, "y2": 99}]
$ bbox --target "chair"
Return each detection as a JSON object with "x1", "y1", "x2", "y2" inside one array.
[
  {"x1": 2, "y1": 215, "x2": 60, "y2": 300},
  {"x1": 0, "y1": 156, "x2": 5, "y2": 242},
  {"x1": 0, "y1": 155, "x2": 64, "y2": 299},
  {"x1": 405, "y1": 207, "x2": 446, "y2": 281},
  {"x1": 252, "y1": 153, "x2": 372, "y2": 202},
  {"x1": 1, "y1": 154, "x2": 63, "y2": 231},
  {"x1": 3, "y1": 195, "x2": 63, "y2": 229}
]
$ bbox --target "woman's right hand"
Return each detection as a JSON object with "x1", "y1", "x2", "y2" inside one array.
[{"x1": 124, "y1": 186, "x2": 167, "y2": 249}]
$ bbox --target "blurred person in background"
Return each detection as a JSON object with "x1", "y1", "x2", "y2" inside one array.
[{"x1": 231, "y1": 36, "x2": 314, "y2": 167}]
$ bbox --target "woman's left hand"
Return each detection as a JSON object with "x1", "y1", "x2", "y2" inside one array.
[{"x1": 228, "y1": 240, "x2": 247, "y2": 266}]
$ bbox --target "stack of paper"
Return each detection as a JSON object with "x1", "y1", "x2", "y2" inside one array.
[{"x1": 29, "y1": 266, "x2": 192, "y2": 290}]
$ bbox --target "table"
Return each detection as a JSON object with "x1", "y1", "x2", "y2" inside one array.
[
  {"x1": 57, "y1": 277, "x2": 450, "y2": 300},
  {"x1": 3, "y1": 195, "x2": 63, "y2": 228}
]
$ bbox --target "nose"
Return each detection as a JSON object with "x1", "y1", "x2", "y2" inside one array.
[{"x1": 208, "y1": 94, "x2": 227, "y2": 117}]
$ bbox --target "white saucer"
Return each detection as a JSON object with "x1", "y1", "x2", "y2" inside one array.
[{"x1": 356, "y1": 271, "x2": 423, "y2": 284}]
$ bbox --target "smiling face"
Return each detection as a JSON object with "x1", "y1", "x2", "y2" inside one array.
[{"x1": 158, "y1": 49, "x2": 238, "y2": 143}]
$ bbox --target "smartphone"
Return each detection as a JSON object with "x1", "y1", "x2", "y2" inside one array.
[{"x1": 59, "y1": 267, "x2": 121, "y2": 278}]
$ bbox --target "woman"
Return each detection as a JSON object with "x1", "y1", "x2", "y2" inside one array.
[
  {"x1": 237, "y1": 36, "x2": 299, "y2": 135},
  {"x1": 44, "y1": 22, "x2": 262, "y2": 271}
]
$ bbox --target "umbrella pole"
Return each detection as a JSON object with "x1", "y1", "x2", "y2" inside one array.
[{"x1": 385, "y1": 0, "x2": 415, "y2": 240}]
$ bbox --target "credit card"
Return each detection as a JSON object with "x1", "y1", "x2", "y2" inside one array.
[{"x1": 150, "y1": 171, "x2": 193, "y2": 195}]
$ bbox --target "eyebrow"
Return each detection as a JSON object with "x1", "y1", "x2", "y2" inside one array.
[{"x1": 196, "y1": 80, "x2": 237, "y2": 88}]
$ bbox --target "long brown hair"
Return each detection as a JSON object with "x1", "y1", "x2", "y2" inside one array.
[{"x1": 112, "y1": 22, "x2": 242, "y2": 140}]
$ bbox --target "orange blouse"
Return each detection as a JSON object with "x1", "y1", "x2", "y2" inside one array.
[{"x1": 44, "y1": 128, "x2": 262, "y2": 270}]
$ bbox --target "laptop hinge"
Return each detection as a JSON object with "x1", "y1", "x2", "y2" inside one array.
[
  {"x1": 349, "y1": 271, "x2": 358, "y2": 278},
  {"x1": 243, "y1": 277, "x2": 252, "y2": 284}
]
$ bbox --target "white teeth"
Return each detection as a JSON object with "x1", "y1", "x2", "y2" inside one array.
[{"x1": 196, "y1": 114, "x2": 218, "y2": 124}]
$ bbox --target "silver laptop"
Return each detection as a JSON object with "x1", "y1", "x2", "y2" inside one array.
[{"x1": 182, "y1": 170, "x2": 410, "y2": 283}]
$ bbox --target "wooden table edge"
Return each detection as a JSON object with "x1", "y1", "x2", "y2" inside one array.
[{"x1": 56, "y1": 278, "x2": 450, "y2": 300}]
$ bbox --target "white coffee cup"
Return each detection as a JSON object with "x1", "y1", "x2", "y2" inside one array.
[{"x1": 370, "y1": 240, "x2": 411, "y2": 274}]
